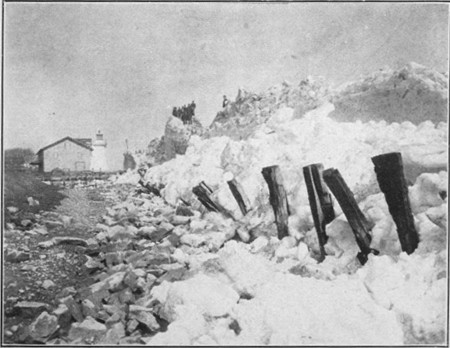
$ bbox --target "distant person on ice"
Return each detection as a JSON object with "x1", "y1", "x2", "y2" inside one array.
[{"x1": 223, "y1": 95, "x2": 229, "y2": 108}]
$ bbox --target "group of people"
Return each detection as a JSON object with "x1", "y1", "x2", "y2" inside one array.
[{"x1": 172, "y1": 101, "x2": 196, "y2": 125}]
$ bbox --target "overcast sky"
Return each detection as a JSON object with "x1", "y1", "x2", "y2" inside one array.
[{"x1": 4, "y1": 3, "x2": 448, "y2": 170}]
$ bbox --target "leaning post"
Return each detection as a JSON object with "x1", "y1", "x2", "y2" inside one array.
[
  {"x1": 303, "y1": 163, "x2": 335, "y2": 262},
  {"x1": 261, "y1": 165, "x2": 290, "y2": 240},
  {"x1": 371, "y1": 152, "x2": 419, "y2": 254},
  {"x1": 192, "y1": 181, "x2": 234, "y2": 219},
  {"x1": 227, "y1": 178, "x2": 250, "y2": 216},
  {"x1": 323, "y1": 168, "x2": 378, "y2": 265}
]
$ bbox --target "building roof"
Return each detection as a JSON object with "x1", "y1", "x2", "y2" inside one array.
[
  {"x1": 37, "y1": 136, "x2": 94, "y2": 154},
  {"x1": 74, "y1": 138, "x2": 93, "y2": 147}
]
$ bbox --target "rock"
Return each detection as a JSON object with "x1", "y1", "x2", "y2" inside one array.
[
  {"x1": 20, "y1": 264, "x2": 37, "y2": 272},
  {"x1": 14, "y1": 301, "x2": 50, "y2": 318},
  {"x1": 159, "y1": 221, "x2": 174, "y2": 232},
  {"x1": 86, "y1": 238, "x2": 99, "y2": 248},
  {"x1": 105, "y1": 252, "x2": 124, "y2": 268},
  {"x1": 148, "y1": 225, "x2": 173, "y2": 243},
  {"x1": 38, "y1": 240, "x2": 55, "y2": 249},
  {"x1": 5, "y1": 222, "x2": 16, "y2": 230},
  {"x1": 119, "y1": 335, "x2": 144, "y2": 345},
  {"x1": 84, "y1": 256, "x2": 105, "y2": 272},
  {"x1": 52, "y1": 304, "x2": 72, "y2": 330},
  {"x1": 126, "y1": 318, "x2": 139, "y2": 334},
  {"x1": 78, "y1": 287, "x2": 109, "y2": 308},
  {"x1": 27, "y1": 197, "x2": 40, "y2": 206},
  {"x1": 7, "y1": 206, "x2": 19, "y2": 214},
  {"x1": 96, "y1": 223, "x2": 109, "y2": 232},
  {"x1": 95, "y1": 231, "x2": 108, "y2": 242},
  {"x1": 102, "y1": 322, "x2": 125, "y2": 344},
  {"x1": 171, "y1": 215, "x2": 191, "y2": 226},
  {"x1": 107, "y1": 225, "x2": 135, "y2": 241},
  {"x1": 68, "y1": 316, "x2": 107, "y2": 342},
  {"x1": 53, "y1": 237, "x2": 88, "y2": 247},
  {"x1": 90, "y1": 271, "x2": 126, "y2": 293},
  {"x1": 44, "y1": 220, "x2": 64, "y2": 229},
  {"x1": 175, "y1": 205, "x2": 194, "y2": 216},
  {"x1": 46, "y1": 338, "x2": 67, "y2": 344},
  {"x1": 56, "y1": 286, "x2": 77, "y2": 299},
  {"x1": 6, "y1": 249, "x2": 30, "y2": 263},
  {"x1": 117, "y1": 288, "x2": 135, "y2": 304},
  {"x1": 156, "y1": 266, "x2": 188, "y2": 284},
  {"x1": 105, "y1": 312, "x2": 121, "y2": 326},
  {"x1": 59, "y1": 215, "x2": 72, "y2": 227},
  {"x1": 34, "y1": 227, "x2": 48, "y2": 236},
  {"x1": 137, "y1": 225, "x2": 157, "y2": 239},
  {"x1": 123, "y1": 270, "x2": 140, "y2": 291},
  {"x1": 42, "y1": 280, "x2": 55, "y2": 289},
  {"x1": 81, "y1": 299, "x2": 98, "y2": 318},
  {"x1": 28, "y1": 311, "x2": 59, "y2": 342},
  {"x1": 60, "y1": 296, "x2": 84, "y2": 322},
  {"x1": 21, "y1": 219, "x2": 33, "y2": 228},
  {"x1": 128, "y1": 305, "x2": 160, "y2": 332}
]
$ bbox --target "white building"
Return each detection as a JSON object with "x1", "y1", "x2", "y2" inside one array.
[{"x1": 90, "y1": 130, "x2": 108, "y2": 172}]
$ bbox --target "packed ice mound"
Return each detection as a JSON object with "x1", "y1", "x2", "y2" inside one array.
[
  {"x1": 331, "y1": 62, "x2": 448, "y2": 124},
  {"x1": 146, "y1": 115, "x2": 204, "y2": 165},
  {"x1": 207, "y1": 77, "x2": 330, "y2": 140},
  {"x1": 145, "y1": 102, "x2": 447, "y2": 221}
]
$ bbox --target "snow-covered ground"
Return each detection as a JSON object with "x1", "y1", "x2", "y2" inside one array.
[{"x1": 117, "y1": 64, "x2": 448, "y2": 345}]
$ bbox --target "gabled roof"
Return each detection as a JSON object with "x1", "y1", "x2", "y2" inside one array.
[{"x1": 37, "y1": 136, "x2": 93, "y2": 154}]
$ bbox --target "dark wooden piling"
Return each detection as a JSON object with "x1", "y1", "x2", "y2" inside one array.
[
  {"x1": 323, "y1": 168, "x2": 378, "y2": 265},
  {"x1": 227, "y1": 179, "x2": 250, "y2": 216},
  {"x1": 138, "y1": 179, "x2": 162, "y2": 197},
  {"x1": 303, "y1": 163, "x2": 335, "y2": 261},
  {"x1": 262, "y1": 165, "x2": 290, "y2": 239},
  {"x1": 371, "y1": 152, "x2": 419, "y2": 254},
  {"x1": 192, "y1": 181, "x2": 234, "y2": 219}
]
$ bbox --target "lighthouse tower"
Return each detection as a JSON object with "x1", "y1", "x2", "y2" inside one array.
[{"x1": 90, "y1": 130, "x2": 108, "y2": 172}]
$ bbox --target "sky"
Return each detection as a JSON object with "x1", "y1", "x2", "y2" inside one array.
[{"x1": 3, "y1": 3, "x2": 449, "y2": 170}]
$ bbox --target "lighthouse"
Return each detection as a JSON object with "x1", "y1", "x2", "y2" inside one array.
[{"x1": 90, "y1": 130, "x2": 108, "y2": 172}]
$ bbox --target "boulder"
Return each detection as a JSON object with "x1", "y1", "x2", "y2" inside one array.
[
  {"x1": 68, "y1": 316, "x2": 107, "y2": 342},
  {"x1": 52, "y1": 304, "x2": 72, "y2": 330},
  {"x1": 28, "y1": 311, "x2": 59, "y2": 342},
  {"x1": 7, "y1": 206, "x2": 19, "y2": 214},
  {"x1": 81, "y1": 299, "x2": 98, "y2": 318},
  {"x1": 5, "y1": 250, "x2": 30, "y2": 263},
  {"x1": 14, "y1": 301, "x2": 51, "y2": 318},
  {"x1": 129, "y1": 305, "x2": 160, "y2": 332},
  {"x1": 107, "y1": 225, "x2": 135, "y2": 241},
  {"x1": 175, "y1": 205, "x2": 194, "y2": 217},
  {"x1": 60, "y1": 296, "x2": 84, "y2": 322},
  {"x1": 42, "y1": 280, "x2": 55, "y2": 289},
  {"x1": 38, "y1": 240, "x2": 55, "y2": 249},
  {"x1": 102, "y1": 322, "x2": 126, "y2": 344}
]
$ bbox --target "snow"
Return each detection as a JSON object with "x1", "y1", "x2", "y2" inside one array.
[{"x1": 117, "y1": 64, "x2": 447, "y2": 345}]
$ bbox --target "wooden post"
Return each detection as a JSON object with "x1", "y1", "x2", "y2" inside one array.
[
  {"x1": 371, "y1": 152, "x2": 419, "y2": 254},
  {"x1": 227, "y1": 179, "x2": 250, "y2": 216},
  {"x1": 192, "y1": 181, "x2": 234, "y2": 219},
  {"x1": 323, "y1": 168, "x2": 378, "y2": 265},
  {"x1": 303, "y1": 163, "x2": 335, "y2": 261},
  {"x1": 138, "y1": 179, "x2": 162, "y2": 197},
  {"x1": 261, "y1": 165, "x2": 290, "y2": 240}
]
